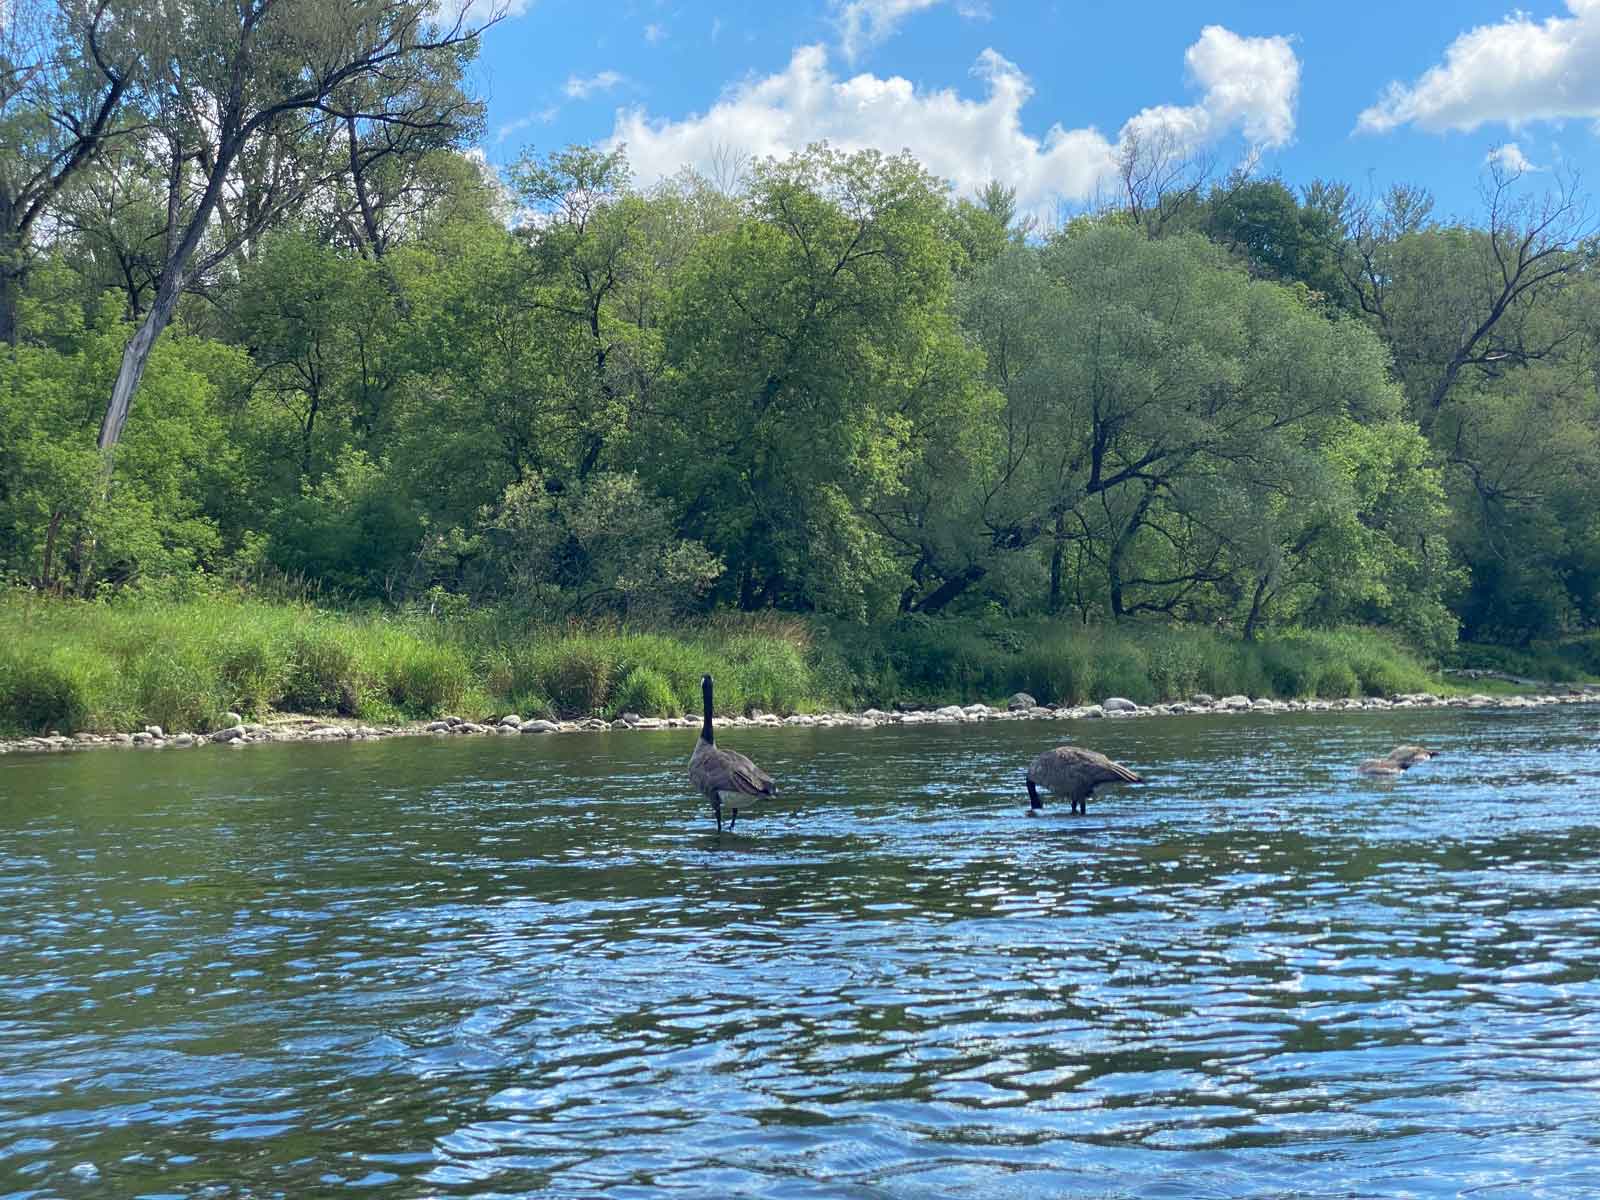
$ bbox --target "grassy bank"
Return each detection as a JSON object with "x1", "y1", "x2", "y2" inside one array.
[{"x1": 1, "y1": 591, "x2": 1460, "y2": 736}]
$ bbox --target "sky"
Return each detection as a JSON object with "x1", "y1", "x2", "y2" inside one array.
[{"x1": 454, "y1": 0, "x2": 1600, "y2": 222}]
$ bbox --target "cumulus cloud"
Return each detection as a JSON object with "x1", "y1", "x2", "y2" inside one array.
[
  {"x1": 1358, "y1": 0, "x2": 1600, "y2": 133},
  {"x1": 1486, "y1": 142, "x2": 1541, "y2": 173},
  {"x1": 564, "y1": 70, "x2": 625, "y2": 100},
  {"x1": 604, "y1": 27, "x2": 1299, "y2": 217}
]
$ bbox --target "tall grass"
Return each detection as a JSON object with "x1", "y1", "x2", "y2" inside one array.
[{"x1": 0, "y1": 589, "x2": 1459, "y2": 736}]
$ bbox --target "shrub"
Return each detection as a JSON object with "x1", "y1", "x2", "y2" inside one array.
[
  {"x1": 530, "y1": 640, "x2": 617, "y2": 715},
  {"x1": 610, "y1": 666, "x2": 681, "y2": 718},
  {"x1": 0, "y1": 646, "x2": 102, "y2": 733},
  {"x1": 281, "y1": 624, "x2": 368, "y2": 715},
  {"x1": 132, "y1": 643, "x2": 229, "y2": 732},
  {"x1": 378, "y1": 635, "x2": 472, "y2": 717}
]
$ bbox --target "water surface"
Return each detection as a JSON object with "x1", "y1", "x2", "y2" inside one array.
[{"x1": 3, "y1": 706, "x2": 1600, "y2": 1198}]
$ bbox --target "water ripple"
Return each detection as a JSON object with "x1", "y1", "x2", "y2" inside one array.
[{"x1": 3, "y1": 706, "x2": 1600, "y2": 1196}]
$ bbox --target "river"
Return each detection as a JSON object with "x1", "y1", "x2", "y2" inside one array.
[{"x1": 3, "y1": 705, "x2": 1599, "y2": 1197}]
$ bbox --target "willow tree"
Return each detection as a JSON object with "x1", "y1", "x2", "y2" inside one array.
[
  {"x1": 652, "y1": 144, "x2": 989, "y2": 616},
  {"x1": 92, "y1": 0, "x2": 490, "y2": 463}
]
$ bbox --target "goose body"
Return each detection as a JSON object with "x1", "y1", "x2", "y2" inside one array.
[
  {"x1": 688, "y1": 674, "x2": 777, "y2": 832},
  {"x1": 1025, "y1": 745, "x2": 1143, "y2": 815},
  {"x1": 1356, "y1": 744, "x2": 1439, "y2": 777}
]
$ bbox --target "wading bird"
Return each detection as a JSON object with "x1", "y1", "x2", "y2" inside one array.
[
  {"x1": 1356, "y1": 744, "x2": 1440, "y2": 777},
  {"x1": 688, "y1": 674, "x2": 777, "y2": 832},
  {"x1": 1025, "y1": 746, "x2": 1143, "y2": 816}
]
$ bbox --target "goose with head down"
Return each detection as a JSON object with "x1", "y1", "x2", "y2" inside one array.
[
  {"x1": 1025, "y1": 745, "x2": 1143, "y2": 816},
  {"x1": 688, "y1": 674, "x2": 777, "y2": 832},
  {"x1": 1356, "y1": 744, "x2": 1440, "y2": 777}
]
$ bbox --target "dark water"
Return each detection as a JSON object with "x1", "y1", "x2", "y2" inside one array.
[{"x1": 3, "y1": 706, "x2": 1600, "y2": 1199}]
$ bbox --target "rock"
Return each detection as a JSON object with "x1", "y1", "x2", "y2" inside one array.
[
  {"x1": 210, "y1": 725, "x2": 246, "y2": 743},
  {"x1": 519, "y1": 720, "x2": 560, "y2": 733},
  {"x1": 1008, "y1": 692, "x2": 1038, "y2": 711},
  {"x1": 223, "y1": 711, "x2": 243, "y2": 726},
  {"x1": 442, "y1": 715, "x2": 465, "y2": 727},
  {"x1": 617, "y1": 712, "x2": 643, "y2": 725},
  {"x1": 1191, "y1": 693, "x2": 1215, "y2": 706},
  {"x1": 1079, "y1": 704, "x2": 1106, "y2": 719},
  {"x1": 1103, "y1": 696, "x2": 1138, "y2": 713},
  {"x1": 1221, "y1": 695, "x2": 1251, "y2": 711},
  {"x1": 498, "y1": 714, "x2": 522, "y2": 727},
  {"x1": 143, "y1": 725, "x2": 164, "y2": 738},
  {"x1": 425, "y1": 720, "x2": 452, "y2": 733},
  {"x1": 578, "y1": 717, "x2": 610, "y2": 731},
  {"x1": 131, "y1": 731, "x2": 154, "y2": 745},
  {"x1": 457, "y1": 722, "x2": 491, "y2": 734}
]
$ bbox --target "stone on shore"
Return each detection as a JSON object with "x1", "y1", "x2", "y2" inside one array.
[
  {"x1": 1008, "y1": 692, "x2": 1037, "y2": 711},
  {"x1": 1103, "y1": 697, "x2": 1138, "y2": 713}
]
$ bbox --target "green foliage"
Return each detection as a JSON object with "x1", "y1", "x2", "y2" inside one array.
[
  {"x1": 0, "y1": 643, "x2": 108, "y2": 733},
  {"x1": 610, "y1": 666, "x2": 680, "y2": 718},
  {"x1": 7, "y1": 128, "x2": 1599, "y2": 657}
]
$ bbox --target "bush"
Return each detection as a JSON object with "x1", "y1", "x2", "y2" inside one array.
[
  {"x1": 377, "y1": 634, "x2": 473, "y2": 717},
  {"x1": 281, "y1": 624, "x2": 368, "y2": 715},
  {"x1": 609, "y1": 666, "x2": 681, "y2": 718},
  {"x1": 132, "y1": 643, "x2": 229, "y2": 732},
  {"x1": 527, "y1": 639, "x2": 617, "y2": 715},
  {"x1": 0, "y1": 645, "x2": 103, "y2": 733}
]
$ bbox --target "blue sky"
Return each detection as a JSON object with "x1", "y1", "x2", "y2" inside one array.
[{"x1": 459, "y1": 0, "x2": 1600, "y2": 221}]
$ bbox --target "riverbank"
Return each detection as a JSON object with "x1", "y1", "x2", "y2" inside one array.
[
  {"x1": 2, "y1": 591, "x2": 1592, "y2": 745},
  {"x1": 5, "y1": 684, "x2": 1598, "y2": 757}
]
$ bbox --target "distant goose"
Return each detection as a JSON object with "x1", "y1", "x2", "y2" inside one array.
[
  {"x1": 688, "y1": 674, "x2": 777, "y2": 832},
  {"x1": 1025, "y1": 746, "x2": 1144, "y2": 816},
  {"x1": 1356, "y1": 744, "x2": 1440, "y2": 777}
]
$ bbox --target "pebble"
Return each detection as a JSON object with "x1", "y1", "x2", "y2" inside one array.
[{"x1": 5, "y1": 685, "x2": 1598, "y2": 758}]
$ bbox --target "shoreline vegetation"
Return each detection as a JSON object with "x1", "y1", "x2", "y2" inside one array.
[{"x1": 3, "y1": 593, "x2": 1596, "y2": 754}]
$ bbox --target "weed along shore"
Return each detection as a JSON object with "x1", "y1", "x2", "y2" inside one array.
[{"x1": 5, "y1": 686, "x2": 1598, "y2": 758}]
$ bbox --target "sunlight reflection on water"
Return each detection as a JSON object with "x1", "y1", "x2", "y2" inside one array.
[{"x1": 2, "y1": 704, "x2": 1600, "y2": 1196}]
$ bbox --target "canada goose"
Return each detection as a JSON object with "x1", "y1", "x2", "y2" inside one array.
[
  {"x1": 688, "y1": 674, "x2": 777, "y2": 832},
  {"x1": 1025, "y1": 746, "x2": 1143, "y2": 816},
  {"x1": 1356, "y1": 744, "x2": 1440, "y2": 776}
]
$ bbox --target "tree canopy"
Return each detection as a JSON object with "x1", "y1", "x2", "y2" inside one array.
[{"x1": 5, "y1": 20, "x2": 1600, "y2": 649}]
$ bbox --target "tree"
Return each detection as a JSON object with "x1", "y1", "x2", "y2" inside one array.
[
  {"x1": 0, "y1": 0, "x2": 136, "y2": 345},
  {"x1": 650, "y1": 144, "x2": 986, "y2": 616},
  {"x1": 92, "y1": 0, "x2": 491, "y2": 463}
]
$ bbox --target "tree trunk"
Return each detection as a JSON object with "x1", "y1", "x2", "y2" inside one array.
[
  {"x1": 915, "y1": 564, "x2": 987, "y2": 613},
  {"x1": 97, "y1": 280, "x2": 183, "y2": 454},
  {"x1": 1242, "y1": 573, "x2": 1270, "y2": 641},
  {"x1": 1106, "y1": 486, "x2": 1156, "y2": 620},
  {"x1": 0, "y1": 225, "x2": 21, "y2": 347},
  {"x1": 1047, "y1": 512, "x2": 1067, "y2": 614}
]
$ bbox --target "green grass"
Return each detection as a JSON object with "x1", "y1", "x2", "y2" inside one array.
[{"x1": 0, "y1": 589, "x2": 1505, "y2": 736}]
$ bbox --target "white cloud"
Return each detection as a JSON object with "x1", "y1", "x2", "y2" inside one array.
[
  {"x1": 1358, "y1": 0, "x2": 1600, "y2": 134},
  {"x1": 712, "y1": 16, "x2": 723, "y2": 41},
  {"x1": 564, "y1": 70, "x2": 625, "y2": 100},
  {"x1": 604, "y1": 29, "x2": 1299, "y2": 217},
  {"x1": 834, "y1": 0, "x2": 942, "y2": 63},
  {"x1": 495, "y1": 104, "x2": 561, "y2": 144},
  {"x1": 644, "y1": 22, "x2": 667, "y2": 44},
  {"x1": 1486, "y1": 142, "x2": 1541, "y2": 173}
]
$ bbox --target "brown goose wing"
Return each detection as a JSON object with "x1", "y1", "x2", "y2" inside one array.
[{"x1": 691, "y1": 743, "x2": 776, "y2": 799}]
